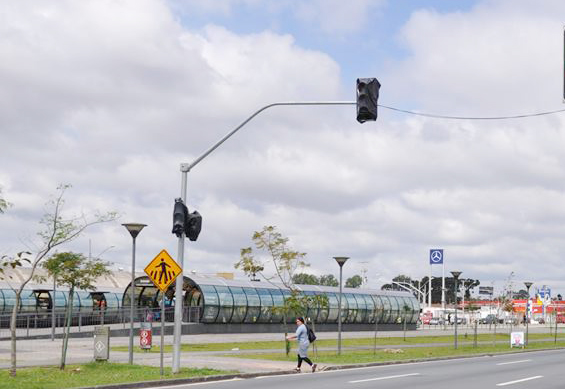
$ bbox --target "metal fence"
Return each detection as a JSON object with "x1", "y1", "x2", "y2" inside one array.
[{"x1": 0, "y1": 306, "x2": 201, "y2": 339}]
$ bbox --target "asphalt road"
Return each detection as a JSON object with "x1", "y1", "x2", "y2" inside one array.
[{"x1": 147, "y1": 349, "x2": 565, "y2": 389}]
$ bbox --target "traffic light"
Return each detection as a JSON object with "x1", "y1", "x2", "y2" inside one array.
[
  {"x1": 185, "y1": 210, "x2": 202, "y2": 241},
  {"x1": 356, "y1": 78, "x2": 380, "y2": 123},
  {"x1": 172, "y1": 198, "x2": 188, "y2": 237},
  {"x1": 172, "y1": 198, "x2": 203, "y2": 241}
]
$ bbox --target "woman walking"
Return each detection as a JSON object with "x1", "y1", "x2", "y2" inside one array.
[{"x1": 287, "y1": 317, "x2": 317, "y2": 373}]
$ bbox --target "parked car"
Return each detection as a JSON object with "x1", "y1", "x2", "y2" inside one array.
[
  {"x1": 479, "y1": 314, "x2": 502, "y2": 324},
  {"x1": 456, "y1": 317, "x2": 467, "y2": 325},
  {"x1": 422, "y1": 316, "x2": 432, "y2": 325},
  {"x1": 504, "y1": 317, "x2": 518, "y2": 325},
  {"x1": 429, "y1": 317, "x2": 445, "y2": 325}
]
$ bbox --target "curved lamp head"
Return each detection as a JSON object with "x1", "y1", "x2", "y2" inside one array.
[
  {"x1": 122, "y1": 223, "x2": 147, "y2": 239},
  {"x1": 333, "y1": 256, "x2": 349, "y2": 267}
]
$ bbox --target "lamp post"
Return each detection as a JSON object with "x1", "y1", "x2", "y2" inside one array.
[
  {"x1": 524, "y1": 281, "x2": 533, "y2": 347},
  {"x1": 123, "y1": 223, "x2": 147, "y2": 365},
  {"x1": 334, "y1": 256, "x2": 349, "y2": 356},
  {"x1": 451, "y1": 271, "x2": 462, "y2": 349}
]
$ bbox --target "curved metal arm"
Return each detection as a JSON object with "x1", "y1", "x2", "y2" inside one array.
[{"x1": 181, "y1": 101, "x2": 355, "y2": 172}]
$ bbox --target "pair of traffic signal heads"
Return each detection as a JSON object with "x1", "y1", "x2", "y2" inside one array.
[
  {"x1": 356, "y1": 78, "x2": 380, "y2": 124},
  {"x1": 172, "y1": 198, "x2": 202, "y2": 241}
]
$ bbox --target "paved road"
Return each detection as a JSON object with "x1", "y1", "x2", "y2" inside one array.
[{"x1": 144, "y1": 349, "x2": 565, "y2": 389}]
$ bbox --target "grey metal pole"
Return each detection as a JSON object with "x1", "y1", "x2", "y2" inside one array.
[
  {"x1": 129, "y1": 236, "x2": 136, "y2": 365},
  {"x1": 51, "y1": 276, "x2": 56, "y2": 341},
  {"x1": 172, "y1": 168, "x2": 188, "y2": 373},
  {"x1": 338, "y1": 265, "x2": 343, "y2": 356},
  {"x1": 454, "y1": 277, "x2": 458, "y2": 349},
  {"x1": 450, "y1": 271, "x2": 462, "y2": 350},
  {"x1": 160, "y1": 291, "x2": 165, "y2": 376},
  {"x1": 525, "y1": 282, "x2": 532, "y2": 347}
]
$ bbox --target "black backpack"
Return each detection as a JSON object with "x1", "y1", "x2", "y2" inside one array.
[{"x1": 306, "y1": 325, "x2": 316, "y2": 343}]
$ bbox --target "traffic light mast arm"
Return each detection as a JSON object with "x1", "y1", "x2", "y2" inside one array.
[
  {"x1": 173, "y1": 99, "x2": 354, "y2": 373},
  {"x1": 181, "y1": 101, "x2": 355, "y2": 173}
]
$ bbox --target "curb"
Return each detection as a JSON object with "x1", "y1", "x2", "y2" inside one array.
[
  {"x1": 78, "y1": 369, "x2": 297, "y2": 389},
  {"x1": 79, "y1": 346, "x2": 565, "y2": 389}
]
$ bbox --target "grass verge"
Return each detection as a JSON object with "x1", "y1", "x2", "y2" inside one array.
[
  {"x1": 231, "y1": 339, "x2": 565, "y2": 365},
  {"x1": 0, "y1": 362, "x2": 235, "y2": 389},
  {"x1": 112, "y1": 332, "x2": 565, "y2": 353}
]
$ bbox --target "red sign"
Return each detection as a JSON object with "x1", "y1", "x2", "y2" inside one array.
[{"x1": 140, "y1": 327, "x2": 152, "y2": 349}]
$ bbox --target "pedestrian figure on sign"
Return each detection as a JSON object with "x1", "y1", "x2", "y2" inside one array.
[
  {"x1": 157, "y1": 258, "x2": 171, "y2": 284},
  {"x1": 286, "y1": 317, "x2": 317, "y2": 373}
]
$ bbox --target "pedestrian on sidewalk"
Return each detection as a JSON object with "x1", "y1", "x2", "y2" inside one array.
[{"x1": 286, "y1": 316, "x2": 317, "y2": 373}]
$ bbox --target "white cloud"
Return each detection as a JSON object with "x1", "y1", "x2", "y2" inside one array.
[{"x1": 2, "y1": 0, "x2": 565, "y2": 297}]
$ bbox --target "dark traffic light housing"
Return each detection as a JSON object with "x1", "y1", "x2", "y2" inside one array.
[
  {"x1": 172, "y1": 198, "x2": 202, "y2": 241},
  {"x1": 356, "y1": 78, "x2": 380, "y2": 123},
  {"x1": 186, "y1": 210, "x2": 202, "y2": 242}
]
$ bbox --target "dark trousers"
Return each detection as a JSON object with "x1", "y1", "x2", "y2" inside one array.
[{"x1": 297, "y1": 355, "x2": 313, "y2": 367}]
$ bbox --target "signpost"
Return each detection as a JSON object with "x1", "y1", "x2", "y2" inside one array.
[
  {"x1": 144, "y1": 249, "x2": 182, "y2": 375},
  {"x1": 429, "y1": 249, "x2": 445, "y2": 316},
  {"x1": 511, "y1": 331, "x2": 525, "y2": 348}
]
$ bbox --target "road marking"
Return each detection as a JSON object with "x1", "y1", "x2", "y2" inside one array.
[
  {"x1": 349, "y1": 373, "x2": 420, "y2": 383},
  {"x1": 496, "y1": 376, "x2": 543, "y2": 386},
  {"x1": 496, "y1": 359, "x2": 531, "y2": 366}
]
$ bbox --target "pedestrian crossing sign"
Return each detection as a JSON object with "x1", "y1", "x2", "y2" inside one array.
[{"x1": 144, "y1": 249, "x2": 182, "y2": 292}]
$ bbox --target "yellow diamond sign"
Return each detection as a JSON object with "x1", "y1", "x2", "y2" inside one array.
[{"x1": 144, "y1": 249, "x2": 182, "y2": 292}]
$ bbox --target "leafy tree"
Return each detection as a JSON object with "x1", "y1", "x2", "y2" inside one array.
[
  {"x1": 319, "y1": 274, "x2": 338, "y2": 287},
  {"x1": 345, "y1": 275, "x2": 363, "y2": 288},
  {"x1": 38, "y1": 252, "x2": 110, "y2": 369},
  {"x1": 513, "y1": 289, "x2": 529, "y2": 299},
  {"x1": 292, "y1": 273, "x2": 320, "y2": 285},
  {"x1": 0, "y1": 187, "x2": 10, "y2": 213},
  {"x1": 234, "y1": 226, "x2": 327, "y2": 355},
  {"x1": 402, "y1": 303, "x2": 411, "y2": 340},
  {"x1": 1, "y1": 185, "x2": 116, "y2": 377},
  {"x1": 237, "y1": 247, "x2": 264, "y2": 281}
]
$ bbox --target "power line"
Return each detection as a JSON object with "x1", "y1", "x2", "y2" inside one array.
[{"x1": 379, "y1": 104, "x2": 565, "y2": 120}]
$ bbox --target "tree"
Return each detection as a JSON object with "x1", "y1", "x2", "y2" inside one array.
[
  {"x1": 234, "y1": 226, "x2": 327, "y2": 355},
  {"x1": 345, "y1": 275, "x2": 363, "y2": 288},
  {"x1": 1, "y1": 185, "x2": 116, "y2": 377},
  {"x1": 402, "y1": 303, "x2": 411, "y2": 341},
  {"x1": 319, "y1": 274, "x2": 338, "y2": 287},
  {"x1": 0, "y1": 187, "x2": 10, "y2": 213},
  {"x1": 235, "y1": 226, "x2": 308, "y2": 288},
  {"x1": 38, "y1": 252, "x2": 110, "y2": 369},
  {"x1": 292, "y1": 273, "x2": 320, "y2": 285}
]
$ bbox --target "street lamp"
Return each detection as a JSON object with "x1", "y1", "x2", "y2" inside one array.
[
  {"x1": 524, "y1": 281, "x2": 533, "y2": 347},
  {"x1": 451, "y1": 271, "x2": 462, "y2": 349},
  {"x1": 334, "y1": 256, "x2": 349, "y2": 356},
  {"x1": 123, "y1": 223, "x2": 147, "y2": 365}
]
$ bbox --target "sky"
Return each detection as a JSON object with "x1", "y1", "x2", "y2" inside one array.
[{"x1": 2, "y1": 0, "x2": 565, "y2": 298}]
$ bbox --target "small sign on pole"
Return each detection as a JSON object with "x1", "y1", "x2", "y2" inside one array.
[
  {"x1": 144, "y1": 249, "x2": 182, "y2": 376},
  {"x1": 144, "y1": 249, "x2": 182, "y2": 293},
  {"x1": 140, "y1": 322, "x2": 152, "y2": 350}
]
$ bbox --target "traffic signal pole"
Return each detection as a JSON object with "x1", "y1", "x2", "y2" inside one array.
[{"x1": 172, "y1": 101, "x2": 355, "y2": 373}]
